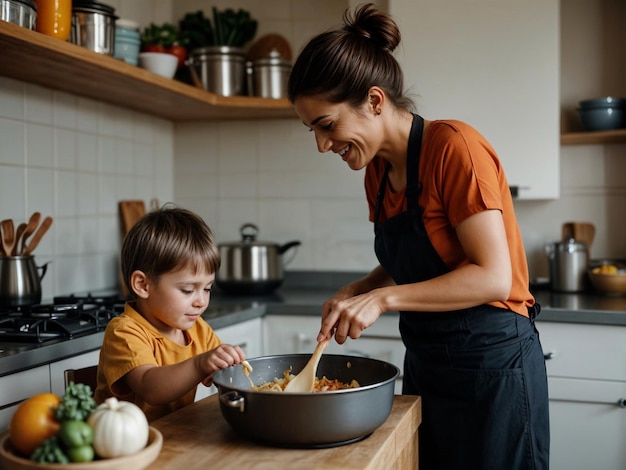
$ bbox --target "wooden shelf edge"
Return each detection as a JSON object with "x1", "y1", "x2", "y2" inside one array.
[
  {"x1": 561, "y1": 128, "x2": 626, "y2": 145},
  {"x1": 0, "y1": 21, "x2": 296, "y2": 122}
]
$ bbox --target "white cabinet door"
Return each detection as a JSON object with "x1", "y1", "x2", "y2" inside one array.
[
  {"x1": 195, "y1": 318, "x2": 263, "y2": 401},
  {"x1": 0, "y1": 365, "x2": 51, "y2": 432},
  {"x1": 538, "y1": 322, "x2": 626, "y2": 470},
  {"x1": 390, "y1": 0, "x2": 560, "y2": 199},
  {"x1": 49, "y1": 349, "x2": 101, "y2": 396}
]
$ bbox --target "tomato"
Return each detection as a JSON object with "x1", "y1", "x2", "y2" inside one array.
[
  {"x1": 166, "y1": 44, "x2": 187, "y2": 68},
  {"x1": 142, "y1": 44, "x2": 165, "y2": 53},
  {"x1": 9, "y1": 393, "x2": 61, "y2": 456},
  {"x1": 67, "y1": 445, "x2": 95, "y2": 463},
  {"x1": 58, "y1": 420, "x2": 94, "y2": 448}
]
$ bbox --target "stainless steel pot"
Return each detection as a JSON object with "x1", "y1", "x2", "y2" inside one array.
[
  {"x1": 212, "y1": 354, "x2": 399, "y2": 448},
  {"x1": 0, "y1": 256, "x2": 49, "y2": 307},
  {"x1": 216, "y1": 223, "x2": 300, "y2": 295},
  {"x1": 187, "y1": 46, "x2": 247, "y2": 96},
  {"x1": 0, "y1": 0, "x2": 36, "y2": 29}
]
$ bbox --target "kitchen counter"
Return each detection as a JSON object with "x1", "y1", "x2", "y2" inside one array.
[
  {"x1": 149, "y1": 393, "x2": 421, "y2": 469},
  {"x1": 1, "y1": 271, "x2": 625, "y2": 377}
]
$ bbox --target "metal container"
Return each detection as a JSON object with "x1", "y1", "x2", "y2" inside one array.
[
  {"x1": 70, "y1": 0, "x2": 117, "y2": 56},
  {"x1": 212, "y1": 354, "x2": 399, "y2": 448},
  {"x1": 216, "y1": 223, "x2": 300, "y2": 295},
  {"x1": 0, "y1": 256, "x2": 48, "y2": 308},
  {"x1": 187, "y1": 46, "x2": 247, "y2": 96},
  {"x1": 546, "y1": 238, "x2": 589, "y2": 292},
  {"x1": 247, "y1": 50, "x2": 291, "y2": 99},
  {"x1": 0, "y1": 0, "x2": 36, "y2": 29}
]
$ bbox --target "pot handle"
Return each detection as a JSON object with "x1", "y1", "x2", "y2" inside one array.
[
  {"x1": 37, "y1": 261, "x2": 50, "y2": 281},
  {"x1": 219, "y1": 391, "x2": 246, "y2": 413},
  {"x1": 185, "y1": 56, "x2": 203, "y2": 90},
  {"x1": 240, "y1": 223, "x2": 259, "y2": 242},
  {"x1": 278, "y1": 240, "x2": 301, "y2": 255}
]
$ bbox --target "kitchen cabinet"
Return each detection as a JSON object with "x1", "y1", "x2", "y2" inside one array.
[
  {"x1": 263, "y1": 314, "x2": 405, "y2": 393},
  {"x1": 0, "y1": 365, "x2": 50, "y2": 432},
  {"x1": 0, "y1": 349, "x2": 101, "y2": 432},
  {"x1": 0, "y1": 21, "x2": 296, "y2": 122},
  {"x1": 195, "y1": 317, "x2": 263, "y2": 401},
  {"x1": 390, "y1": 0, "x2": 560, "y2": 199},
  {"x1": 537, "y1": 321, "x2": 626, "y2": 470}
]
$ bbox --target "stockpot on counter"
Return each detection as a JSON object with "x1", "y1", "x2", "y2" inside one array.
[
  {"x1": 216, "y1": 223, "x2": 300, "y2": 295},
  {"x1": 212, "y1": 354, "x2": 399, "y2": 448}
]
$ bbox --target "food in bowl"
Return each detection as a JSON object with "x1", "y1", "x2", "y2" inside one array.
[
  {"x1": 251, "y1": 369, "x2": 360, "y2": 392},
  {"x1": 587, "y1": 260, "x2": 626, "y2": 295}
]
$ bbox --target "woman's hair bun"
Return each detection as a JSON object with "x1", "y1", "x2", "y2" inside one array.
[{"x1": 343, "y1": 3, "x2": 401, "y2": 53}]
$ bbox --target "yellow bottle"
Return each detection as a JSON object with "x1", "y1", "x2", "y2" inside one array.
[{"x1": 35, "y1": 0, "x2": 72, "y2": 41}]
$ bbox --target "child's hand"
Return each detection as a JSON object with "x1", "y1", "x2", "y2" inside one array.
[{"x1": 200, "y1": 343, "x2": 247, "y2": 377}]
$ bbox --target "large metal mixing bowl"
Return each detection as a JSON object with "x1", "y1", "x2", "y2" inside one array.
[{"x1": 212, "y1": 354, "x2": 399, "y2": 448}]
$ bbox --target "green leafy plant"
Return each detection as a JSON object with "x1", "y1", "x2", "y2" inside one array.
[{"x1": 179, "y1": 8, "x2": 257, "y2": 49}]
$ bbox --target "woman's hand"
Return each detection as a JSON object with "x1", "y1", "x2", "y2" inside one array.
[{"x1": 320, "y1": 290, "x2": 386, "y2": 344}]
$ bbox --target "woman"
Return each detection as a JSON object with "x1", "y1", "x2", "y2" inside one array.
[{"x1": 288, "y1": 4, "x2": 549, "y2": 470}]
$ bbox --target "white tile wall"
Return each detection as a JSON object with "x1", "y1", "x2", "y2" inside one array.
[{"x1": 0, "y1": 77, "x2": 174, "y2": 300}]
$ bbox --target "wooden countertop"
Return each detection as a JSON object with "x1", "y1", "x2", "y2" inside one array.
[{"x1": 149, "y1": 394, "x2": 421, "y2": 469}]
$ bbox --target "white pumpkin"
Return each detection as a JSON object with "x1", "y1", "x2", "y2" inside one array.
[{"x1": 87, "y1": 397, "x2": 149, "y2": 458}]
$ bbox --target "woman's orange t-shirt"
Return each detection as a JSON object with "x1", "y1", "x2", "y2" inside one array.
[{"x1": 365, "y1": 119, "x2": 533, "y2": 317}]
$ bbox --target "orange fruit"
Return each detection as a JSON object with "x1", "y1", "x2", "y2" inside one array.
[{"x1": 9, "y1": 393, "x2": 61, "y2": 456}]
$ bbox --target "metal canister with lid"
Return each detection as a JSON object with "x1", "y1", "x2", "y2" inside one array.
[
  {"x1": 546, "y1": 237, "x2": 589, "y2": 292},
  {"x1": 246, "y1": 49, "x2": 291, "y2": 99},
  {"x1": 70, "y1": 0, "x2": 118, "y2": 56}
]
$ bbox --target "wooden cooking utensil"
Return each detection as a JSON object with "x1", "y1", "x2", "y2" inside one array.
[
  {"x1": 20, "y1": 212, "x2": 41, "y2": 255},
  {"x1": 22, "y1": 216, "x2": 53, "y2": 256},
  {"x1": 12, "y1": 223, "x2": 26, "y2": 256},
  {"x1": 119, "y1": 200, "x2": 146, "y2": 236},
  {"x1": 562, "y1": 222, "x2": 595, "y2": 250},
  {"x1": 1, "y1": 219, "x2": 15, "y2": 258},
  {"x1": 284, "y1": 340, "x2": 329, "y2": 393}
]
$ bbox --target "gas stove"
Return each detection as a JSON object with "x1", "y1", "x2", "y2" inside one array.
[{"x1": 0, "y1": 293, "x2": 131, "y2": 344}]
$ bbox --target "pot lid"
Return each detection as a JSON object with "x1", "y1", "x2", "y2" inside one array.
[
  {"x1": 14, "y1": 0, "x2": 37, "y2": 10},
  {"x1": 220, "y1": 223, "x2": 278, "y2": 247},
  {"x1": 72, "y1": 0, "x2": 116, "y2": 16},
  {"x1": 253, "y1": 49, "x2": 291, "y2": 67}
]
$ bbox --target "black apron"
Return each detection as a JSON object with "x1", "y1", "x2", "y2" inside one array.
[{"x1": 373, "y1": 114, "x2": 549, "y2": 470}]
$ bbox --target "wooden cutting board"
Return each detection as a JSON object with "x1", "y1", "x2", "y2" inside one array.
[
  {"x1": 119, "y1": 200, "x2": 146, "y2": 236},
  {"x1": 561, "y1": 222, "x2": 595, "y2": 249}
]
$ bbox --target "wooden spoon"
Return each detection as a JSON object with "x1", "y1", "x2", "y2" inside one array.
[
  {"x1": 20, "y1": 212, "x2": 41, "y2": 255},
  {"x1": 22, "y1": 216, "x2": 53, "y2": 256},
  {"x1": 284, "y1": 340, "x2": 329, "y2": 393},
  {"x1": 12, "y1": 223, "x2": 27, "y2": 256},
  {"x1": 1, "y1": 219, "x2": 15, "y2": 257}
]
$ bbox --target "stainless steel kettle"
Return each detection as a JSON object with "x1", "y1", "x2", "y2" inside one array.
[
  {"x1": 0, "y1": 255, "x2": 49, "y2": 307},
  {"x1": 545, "y1": 237, "x2": 589, "y2": 292}
]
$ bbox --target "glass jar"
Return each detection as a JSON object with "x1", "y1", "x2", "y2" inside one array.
[{"x1": 35, "y1": 0, "x2": 71, "y2": 40}]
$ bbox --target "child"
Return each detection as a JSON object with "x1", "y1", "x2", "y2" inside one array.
[{"x1": 94, "y1": 206, "x2": 247, "y2": 421}]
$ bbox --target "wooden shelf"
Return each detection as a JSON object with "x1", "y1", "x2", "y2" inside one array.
[
  {"x1": 561, "y1": 128, "x2": 626, "y2": 145},
  {"x1": 0, "y1": 21, "x2": 296, "y2": 122}
]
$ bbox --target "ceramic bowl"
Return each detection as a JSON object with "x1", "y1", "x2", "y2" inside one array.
[
  {"x1": 579, "y1": 96, "x2": 626, "y2": 109},
  {"x1": 0, "y1": 426, "x2": 163, "y2": 470},
  {"x1": 577, "y1": 106, "x2": 626, "y2": 131},
  {"x1": 138, "y1": 52, "x2": 177, "y2": 79},
  {"x1": 587, "y1": 260, "x2": 626, "y2": 295}
]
